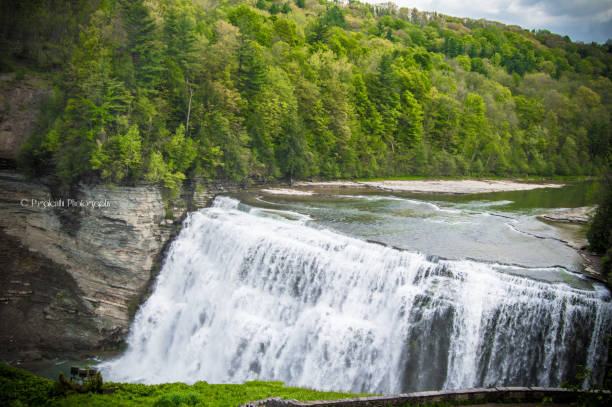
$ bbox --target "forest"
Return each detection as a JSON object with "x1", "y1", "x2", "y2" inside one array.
[{"x1": 1, "y1": 0, "x2": 611, "y2": 197}]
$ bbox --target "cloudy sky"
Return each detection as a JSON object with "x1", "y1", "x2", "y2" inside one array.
[{"x1": 365, "y1": 0, "x2": 612, "y2": 44}]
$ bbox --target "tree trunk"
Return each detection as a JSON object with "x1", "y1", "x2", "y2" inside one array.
[{"x1": 186, "y1": 78, "x2": 193, "y2": 135}]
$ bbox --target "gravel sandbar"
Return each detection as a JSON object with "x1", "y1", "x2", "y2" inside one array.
[{"x1": 291, "y1": 179, "x2": 564, "y2": 194}]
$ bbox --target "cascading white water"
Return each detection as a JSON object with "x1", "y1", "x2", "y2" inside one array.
[{"x1": 102, "y1": 196, "x2": 612, "y2": 393}]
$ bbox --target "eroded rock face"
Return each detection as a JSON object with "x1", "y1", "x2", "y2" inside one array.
[
  {"x1": 0, "y1": 229, "x2": 99, "y2": 361},
  {"x1": 0, "y1": 170, "x2": 175, "y2": 360}
]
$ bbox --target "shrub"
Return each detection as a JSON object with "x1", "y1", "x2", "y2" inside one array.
[
  {"x1": 153, "y1": 391, "x2": 205, "y2": 407},
  {"x1": 50, "y1": 371, "x2": 103, "y2": 397},
  {"x1": 587, "y1": 175, "x2": 612, "y2": 254},
  {"x1": 587, "y1": 174, "x2": 612, "y2": 281},
  {"x1": 0, "y1": 363, "x2": 53, "y2": 407}
]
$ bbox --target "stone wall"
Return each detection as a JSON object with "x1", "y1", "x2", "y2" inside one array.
[{"x1": 242, "y1": 387, "x2": 595, "y2": 407}]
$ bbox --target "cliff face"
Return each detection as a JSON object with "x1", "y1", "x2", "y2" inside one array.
[
  {"x1": 0, "y1": 170, "x2": 180, "y2": 361},
  {"x1": 0, "y1": 73, "x2": 225, "y2": 363},
  {"x1": 0, "y1": 228, "x2": 100, "y2": 361}
]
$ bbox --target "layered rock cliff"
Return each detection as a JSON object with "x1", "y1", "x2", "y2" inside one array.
[{"x1": 0, "y1": 170, "x2": 184, "y2": 361}]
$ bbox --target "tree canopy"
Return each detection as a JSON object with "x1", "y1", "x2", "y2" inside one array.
[{"x1": 2, "y1": 0, "x2": 611, "y2": 196}]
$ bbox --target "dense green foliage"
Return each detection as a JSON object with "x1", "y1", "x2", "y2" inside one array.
[
  {"x1": 0, "y1": 363, "x2": 54, "y2": 406},
  {"x1": 0, "y1": 363, "x2": 365, "y2": 407},
  {"x1": 2, "y1": 0, "x2": 611, "y2": 195},
  {"x1": 587, "y1": 175, "x2": 612, "y2": 278},
  {"x1": 0, "y1": 0, "x2": 100, "y2": 72}
]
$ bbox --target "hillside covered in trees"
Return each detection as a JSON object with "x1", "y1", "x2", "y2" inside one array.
[{"x1": 1, "y1": 0, "x2": 611, "y2": 196}]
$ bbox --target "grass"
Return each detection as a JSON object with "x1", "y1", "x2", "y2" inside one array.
[
  {"x1": 56, "y1": 381, "x2": 368, "y2": 407},
  {"x1": 0, "y1": 363, "x2": 368, "y2": 407}
]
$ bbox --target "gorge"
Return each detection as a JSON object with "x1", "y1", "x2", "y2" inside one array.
[{"x1": 1, "y1": 0, "x2": 611, "y2": 399}]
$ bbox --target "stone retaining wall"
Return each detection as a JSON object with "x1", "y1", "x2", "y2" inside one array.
[{"x1": 241, "y1": 387, "x2": 595, "y2": 407}]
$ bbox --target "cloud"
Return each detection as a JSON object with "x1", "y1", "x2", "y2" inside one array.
[
  {"x1": 527, "y1": 0, "x2": 610, "y2": 18},
  {"x1": 365, "y1": 0, "x2": 612, "y2": 43}
]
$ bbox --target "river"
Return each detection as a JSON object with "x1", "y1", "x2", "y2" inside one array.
[{"x1": 100, "y1": 182, "x2": 611, "y2": 393}]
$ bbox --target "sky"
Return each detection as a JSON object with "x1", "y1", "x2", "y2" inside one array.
[{"x1": 364, "y1": 0, "x2": 612, "y2": 44}]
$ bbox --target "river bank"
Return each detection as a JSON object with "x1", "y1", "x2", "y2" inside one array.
[{"x1": 534, "y1": 207, "x2": 606, "y2": 284}]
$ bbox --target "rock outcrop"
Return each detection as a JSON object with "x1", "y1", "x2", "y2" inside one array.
[
  {"x1": 0, "y1": 170, "x2": 179, "y2": 361},
  {"x1": 537, "y1": 206, "x2": 597, "y2": 224},
  {"x1": 0, "y1": 228, "x2": 99, "y2": 361}
]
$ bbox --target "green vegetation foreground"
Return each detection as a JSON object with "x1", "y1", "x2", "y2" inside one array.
[
  {"x1": 3, "y1": 363, "x2": 607, "y2": 407},
  {"x1": 1, "y1": 0, "x2": 611, "y2": 200},
  {"x1": 0, "y1": 364, "x2": 366, "y2": 407}
]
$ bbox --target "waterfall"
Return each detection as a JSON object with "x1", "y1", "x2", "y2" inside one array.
[{"x1": 101, "y1": 196, "x2": 612, "y2": 393}]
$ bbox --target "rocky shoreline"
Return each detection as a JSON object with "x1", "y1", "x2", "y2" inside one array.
[
  {"x1": 533, "y1": 206, "x2": 606, "y2": 283},
  {"x1": 537, "y1": 206, "x2": 597, "y2": 224}
]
